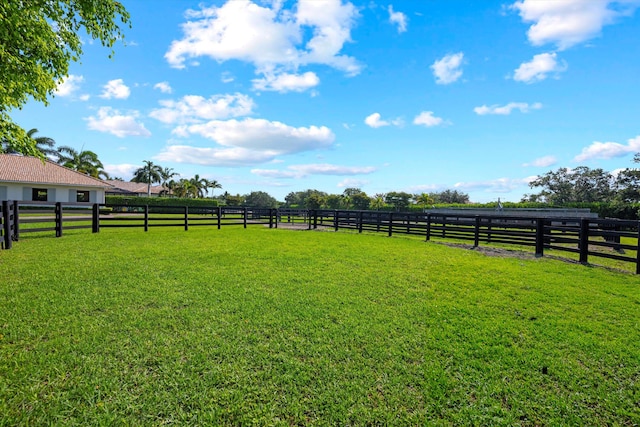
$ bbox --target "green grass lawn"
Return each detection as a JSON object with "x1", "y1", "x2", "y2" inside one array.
[{"x1": 1, "y1": 227, "x2": 639, "y2": 425}]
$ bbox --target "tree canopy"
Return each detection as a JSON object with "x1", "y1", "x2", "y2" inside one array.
[
  {"x1": 0, "y1": 0, "x2": 130, "y2": 156},
  {"x1": 523, "y1": 167, "x2": 615, "y2": 204},
  {"x1": 131, "y1": 161, "x2": 162, "y2": 197},
  {"x1": 56, "y1": 145, "x2": 107, "y2": 178}
]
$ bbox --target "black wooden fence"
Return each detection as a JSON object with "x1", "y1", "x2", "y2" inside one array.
[
  {"x1": 3, "y1": 201, "x2": 640, "y2": 273},
  {"x1": 281, "y1": 208, "x2": 640, "y2": 274},
  {"x1": 1, "y1": 202, "x2": 279, "y2": 250}
]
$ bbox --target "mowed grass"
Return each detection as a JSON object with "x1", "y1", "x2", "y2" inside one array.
[{"x1": 1, "y1": 227, "x2": 639, "y2": 425}]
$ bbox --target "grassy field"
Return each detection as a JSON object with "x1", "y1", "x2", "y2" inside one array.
[{"x1": 1, "y1": 227, "x2": 639, "y2": 425}]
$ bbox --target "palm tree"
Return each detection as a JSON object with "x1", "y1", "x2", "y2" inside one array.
[
  {"x1": 172, "y1": 179, "x2": 197, "y2": 198},
  {"x1": 56, "y1": 145, "x2": 106, "y2": 178},
  {"x1": 371, "y1": 193, "x2": 386, "y2": 210},
  {"x1": 189, "y1": 174, "x2": 209, "y2": 198},
  {"x1": 415, "y1": 193, "x2": 434, "y2": 211},
  {"x1": 2, "y1": 128, "x2": 57, "y2": 156},
  {"x1": 207, "y1": 179, "x2": 222, "y2": 198},
  {"x1": 131, "y1": 160, "x2": 163, "y2": 197},
  {"x1": 342, "y1": 195, "x2": 351, "y2": 210},
  {"x1": 160, "y1": 167, "x2": 178, "y2": 197}
]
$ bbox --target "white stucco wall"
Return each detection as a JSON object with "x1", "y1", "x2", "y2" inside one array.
[{"x1": 0, "y1": 183, "x2": 105, "y2": 204}]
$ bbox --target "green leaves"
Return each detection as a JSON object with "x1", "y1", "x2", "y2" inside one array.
[{"x1": 0, "y1": 1, "x2": 130, "y2": 155}]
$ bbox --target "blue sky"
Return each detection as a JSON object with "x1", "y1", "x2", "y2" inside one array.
[{"x1": 11, "y1": 0, "x2": 640, "y2": 202}]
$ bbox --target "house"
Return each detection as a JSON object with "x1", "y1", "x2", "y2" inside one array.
[
  {"x1": 0, "y1": 154, "x2": 110, "y2": 203},
  {"x1": 104, "y1": 180, "x2": 167, "y2": 197}
]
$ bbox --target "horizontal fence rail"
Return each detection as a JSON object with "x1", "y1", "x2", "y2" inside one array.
[
  {"x1": 3, "y1": 201, "x2": 640, "y2": 274},
  {"x1": 301, "y1": 209, "x2": 640, "y2": 274}
]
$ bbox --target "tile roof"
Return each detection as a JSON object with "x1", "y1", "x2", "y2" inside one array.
[
  {"x1": 0, "y1": 154, "x2": 110, "y2": 188},
  {"x1": 104, "y1": 180, "x2": 166, "y2": 195}
]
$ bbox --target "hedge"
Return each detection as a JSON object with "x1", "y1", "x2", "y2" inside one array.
[{"x1": 105, "y1": 196, "x2": 219, "y2": 209}]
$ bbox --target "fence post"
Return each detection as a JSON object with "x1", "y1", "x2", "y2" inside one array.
[
  {"x1": 92, "y1": 203, "x2": 100, "y2": 233},
  {"x1": 13, "y1": 200, "x2": 19, "y2": 241},
  {"x1": 144, "y1": 205, "x2": 149, "y2": 232},
  {"x1": 184, "y1": 206, "x2": 189, "y2": 231},
  {"x1": 579, "y1": 218, "x2": 589, "y2": 264},
  {"x1": 358, "y1": 211, "x2": 363, "y2": 233},
  {"x1": 426, "y1": 214, "x2": 431, "y2": 241},
  {"x1": 2, "y1": 201, "x2": 11, "y2": 249},
  {"x1": 635, "y1": 222, "x2": 640, "y2": 274},
  {"x1": 334, "y1": 210, "x2": 338, "y2": 231},
  {"x1": 269, "y1": 209, "x2": 274, "y2": 229},
  {"x1": 55, "y1": 202, "x2": 63, "y2": 237},
  {"x1": 535, "y1": 218, "x2": 544, "y2": 257},
  {"x1": 388, "y1": 212, "x2": 393, "y2": 237},
  {"x1": 442, "y1": 216, "x2": 446, "y2": 238},
  {"x1": 473, "y1": 216, "x2": 480, "y2": 248},
  {"x1": 243, "y1": 207, "x2": 247, "y2": 229},
  {"x1": 217, "y1": 207, "x2": 222, "y2": 229},
  {"x1": 313, "y1": 210, "x2": 318, "y2": 229}
]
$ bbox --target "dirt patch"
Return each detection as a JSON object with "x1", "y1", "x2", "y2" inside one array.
[
  {"x1": 438, "y1": 242, "x2": 633, "y2": 274},
  {"x1": 438, "y1": 242, "x2": 536, "y2": 260}
]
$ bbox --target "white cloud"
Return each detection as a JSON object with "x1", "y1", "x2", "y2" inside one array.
[
  {"x1": 364, "y1": 113, "x2": 403, "y2": 128},
  {"x1": 149, "y1": 93, "x2": 255, "y2": 124},
  {"x1": 86, "y1": 107, "x2": 151, "y2": 138},
  {"x1": 176, "y1": 118, "x2": 334, "y2": 152},
  {"x1": 165, "y1": 0, "x2": 361, "y2": 77},
  {"x1": 511, "y1": 0, "x2": 639, "y2": 50},
  {"x1": 388, "y1": 5, "x2": 408, "y2": 33},
  {"x1": 454, "y1": 177, "x2": 531, "y2": 193},
  {"x1": 154, "y1": 81, "x2": 173, "y2": 94},
  {"x1": 54, "y1": 75, "x2": 84, "y2": 97},
  {"x1": 365, "y1": 113, "x2": 389, "y2": 128},
  {"x1": 474, "y1": 102, "x2": 543, "y2": 115},
  {"x1": 431, "y1": 52, "x2": 464, "y2": 84},
  {"x1": 413, "y1": 111, "x2": 445, "y2": 127},
  {"x1": 100, "y1": 79, "x2": 131, "y2": 99},
  {"x1": 405, "y1": 184, "x2": 440, "y2": 193},
  {"x1": 252, "y1": 163, "x2": 376, "y2": 179},
  {"x1": 103, "y1": 163, "x2": 139, "y2": 179},
  {"x1": 522, "y1": 155, "x2": 558, "y2": 167},
  {"x1": 337, "y1": 178, "x2": 370, "y2": 188},
  {"x1": 156, "y1": 145, "x2": 276, "y2": 167},
  {"x1": 161, "y1": 118, "x2": 335, "y2": 166},
  {"x1": 513, "y1": 52, "x2": 567, "y2": 83},
  {"x1": 574, "y1": 135, "x2": 640, "y2": 162},
  {"x1": 221, "y1": 72, "x2": 235, "y2": 83},
  {"x1": 79, "y1": 94, "x2": 91, "y2": 102},
  {"x1": 252, "y1": 71, "x2": 320, "y2": 92}
]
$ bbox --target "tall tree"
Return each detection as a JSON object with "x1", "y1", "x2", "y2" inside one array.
[
  {"x1": 131, "y1": 160, "x2": 163, "y2": 197},
  {"x1": 305, "y1": 194, "x2": 325, "y2": 210},
  {"x1": 371, "y1": 194, "x2": 386, "y2": 210},
  {"x1": 56, "y1": 146, "x2": 106, "y2": 178},
  {"x1": 244, "y1": 191, "x2": 278, "y2": 208},
  {"x1": 615, "y1": 154, "x2": 640, "y2": 203},
  {"x1": 415, "y1": 193, "x2": 435, "y2": 210},
  {"x1": 325, "y1": 194, "x2": 343, "y2": 209},
  {"x1": 2, "y1": 128, "x2": 57, "y2": 157},
  {"x1": 1, "y1": 1, "x2": 130, "y2": 157},
  {"x1": 160, "y1": 167, "x2": 178, "y2": 197},
  {"x1": 351, "y1": 193, "x2": 371, "y2": 210},
  {"x1": 207, "y1": 179, "x2": 222, "y2": 198},
  {"x1": 431, "y1": 189, "x2": 470, "y2": 204},
  {"x1": 189, "y1": 174, "x2": 209, "y2": 198},
  {"x1": 385, "y1": 191, "x2": 413, "y2": 211},
  {"x1": 525, "y1": 167, "x2": 614, "y2": 204},
  {"x1": 225, "y1": 193, "x2": 244, "y2": 206}
]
